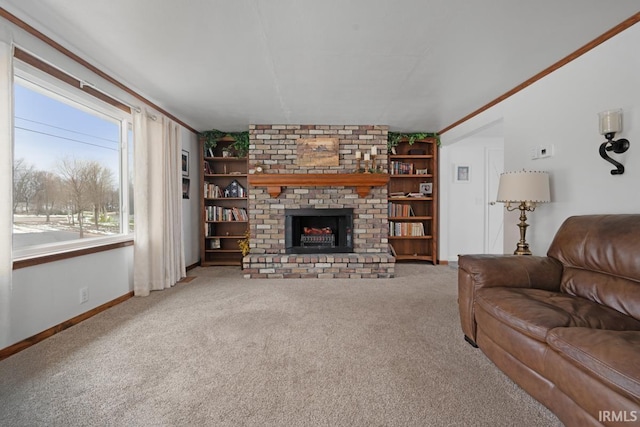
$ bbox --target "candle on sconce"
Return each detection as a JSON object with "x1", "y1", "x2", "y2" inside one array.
[
  {"x1": 355, "y1": 151, "x2": 362, "y2": 159},
  {"x1": 599, "y1": 109, "x2": 623, "y2": 135},
  {"x1": 371, "y1": 146, "x2": 377, "y2": 156},
  {"x1": 364, "y1": 153, "x2": 370, "y2": 161}
]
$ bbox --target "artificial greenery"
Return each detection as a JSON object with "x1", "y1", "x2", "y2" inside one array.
[
  {"x1": 200, "y1": 129, "x2": 250, "y2": 158},
  {"x1": 238, "y1": 229, "x2": 250, "y2": 257},
  {"x1": 387, "y1": 132, "x2": 440, "y2": 152}
]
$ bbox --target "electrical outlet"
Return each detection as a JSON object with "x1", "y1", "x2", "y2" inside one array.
[{"x1": 79, "y1": 287, "x2": 89, "y2": 304}]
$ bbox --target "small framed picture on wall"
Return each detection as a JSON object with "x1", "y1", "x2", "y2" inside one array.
[
  {"x1": 182, "y1": 178, "x2": 190, "y2": 199},
  {"x1": 454, "y1": 164, "x2": 471, "y2": 183},
  {"x1": 182, "y1": 150, "x2": 189, "y2": 177}
]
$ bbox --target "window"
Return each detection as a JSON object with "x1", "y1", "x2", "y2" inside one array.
[{"x1": 12, "y1": 60, "x2": 133, "y2": 259}]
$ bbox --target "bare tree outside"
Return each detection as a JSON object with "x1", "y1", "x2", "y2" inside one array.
[
  {"x1": 58, "y1": 157, "x2": 92, "y2": 238},
  {"x1": 33, "y1": 171, "x2": 62, "y2": 222},
  {"x1": 13, "y1": 158, "x2": 38, "y2": 214},
  {"x1": 84, "y1": 161, "x2": 114, "y2": 230}
]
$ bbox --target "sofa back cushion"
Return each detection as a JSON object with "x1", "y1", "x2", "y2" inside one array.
[{"x1": 547, "y1": 214, "x2": 640, "y2": 321}]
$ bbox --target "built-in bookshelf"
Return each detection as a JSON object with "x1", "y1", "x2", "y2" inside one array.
[
  {"x1": 200, "y1": 137, "x2": 248, "y2": 266},
  {"x1": 387, "y1": 138, "x2": 438, "y2": 263}
]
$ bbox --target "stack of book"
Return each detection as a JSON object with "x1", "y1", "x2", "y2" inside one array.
[
  {"x1": 206, "y1": 206, "x2": 248, "y2": 221},
  {"x1": 390, "y1": 161, "x2": 414, "y2": 175},
  {"x1": 389, "y1": 221, "x2": 425, "y2": 237},
  {"x1": 203, "y1": 182, "x2": 222, "y2": 198},
  {"x1": 388, "y1": 202, "x2": 415, "y2": 217}
]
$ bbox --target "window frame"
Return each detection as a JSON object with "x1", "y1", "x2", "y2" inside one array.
[{"x1": 12, "y1": 59, "x2": 134, "y2": 262}]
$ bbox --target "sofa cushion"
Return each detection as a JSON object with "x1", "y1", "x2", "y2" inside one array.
[
  {"x1": 476, "y1": 287, "x2": 640, "y2": 342},
  {"x1": 547, "y1": 214, "x2": 640, "y2": 321},
  {"x1": 547, "y1": 327, "x2": 640, "y2": 405}
]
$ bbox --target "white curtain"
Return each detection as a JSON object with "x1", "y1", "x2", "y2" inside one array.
[
  {"x1": 133, "y1": 110, "x2": 185, "y2": 296},
  {"x1": 0, "y1": 40, "x2": 13, "y2": 348}
]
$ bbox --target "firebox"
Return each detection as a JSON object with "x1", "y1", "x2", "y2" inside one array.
[{"x1": 285, "y1": 208, "x2": 354, "y2": 254}]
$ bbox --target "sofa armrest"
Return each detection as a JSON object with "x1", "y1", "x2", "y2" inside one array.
[{"x1": 458, "y1": 254, "x2": 563, "y2": 344}]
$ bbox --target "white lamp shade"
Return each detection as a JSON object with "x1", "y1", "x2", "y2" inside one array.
[{"x1": 497, "y1": 171, "x2": 550, "y2": 203}]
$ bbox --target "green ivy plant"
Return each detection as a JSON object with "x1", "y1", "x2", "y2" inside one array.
[
  {"x1": 200, "y1": 129, "x2": 250, "y2": 158},
  {"x1": 387, "y1": 132, "x2": 440, "y2": 152}
]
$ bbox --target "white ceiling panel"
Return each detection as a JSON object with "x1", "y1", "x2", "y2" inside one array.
[{"x1": 1, "y1": 0, "x2": 638, "y2": 133}]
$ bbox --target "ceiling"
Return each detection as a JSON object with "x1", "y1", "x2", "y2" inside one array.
[{"x1": 1, "y1": 1, "x2": 639, "y2": 134}]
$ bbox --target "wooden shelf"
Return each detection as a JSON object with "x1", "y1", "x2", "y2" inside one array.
[
  {"x1": 394, "y1": 254, "x2": 434, "y2": 261},
  {"x1": 389, "y1": 174, "x2": 434, "y2": 178},
  {"x1": 388, "y1": 197, "x2": 434, "y2": 201},
  {"x1": 201, "y1": 137, "x2": 249, "y2": 268},
  {"x1": 390, "y1": 155, "x2": 434, "y2": 159},
  {"x1": 204, "y1": 157, "x2": 247, "y2": 161},
  {"x1": 389, "y1": 216, "x2": 433, "y2": 221},
  {"x1": 388, "y1": 138, "x2": 438, "y2": 264},
  {"x1": 249, "y1": 173, "x2": 389, "y2": 198},
  {"x1": 202, "y1": 259, "x2": 243, "y2": 266}
]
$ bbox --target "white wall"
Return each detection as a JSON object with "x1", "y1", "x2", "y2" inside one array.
[
  {"x1": 1, "y1": 18, "x2": 200, "y2": 349},
  {"x1": 440, "y1": 135, "x2": 504, "y2": 262},
  {"x1": 442, "y1": 22, "x2": 640, "y2": 255},
  {"x1": 10, "y1": 247, "x2": 133, "y2": 345},
  {"x1": 181, "y1": 128, "x2": 200, "y2": 267}
]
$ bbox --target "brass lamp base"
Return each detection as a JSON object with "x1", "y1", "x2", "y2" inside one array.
[
  {"x1": 514, "y1": 241, "x2": 532, "y2": 256},
  {"x1": 512, "y1": 201, "x2": 534, "y2": 256}
]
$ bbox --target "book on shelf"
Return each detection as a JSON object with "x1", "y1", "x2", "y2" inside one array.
[
  {"x1": 203, "y1": 182, "x2": 223, "y2": 198},
  {"x1": 204, "y1": 162, "x2": 212, "y2": 174},
  {"x1": 206, "y1": 205, "x2": 248, "y2": 221},
  {"x1": 389, "y1": 221, "x2": 425, "y2": 237},
  {"x1": 389, "y1": 192, "x2": 406, "y2": 198},
  {"x1": 388, "y1": 202, "x2": 415, "y2": 217},
  {"x1": 390, "y1": 161, "x2": 414, "y2": 175}
]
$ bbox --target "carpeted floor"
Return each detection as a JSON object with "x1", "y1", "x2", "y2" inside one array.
[{"x1": 0, "y1": 264, "x2": 561, "y2": 426}]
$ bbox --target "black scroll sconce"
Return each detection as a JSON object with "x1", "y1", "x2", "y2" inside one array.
[{"x1": 598, "y1": 109, "x2": 630, "y2": 175}]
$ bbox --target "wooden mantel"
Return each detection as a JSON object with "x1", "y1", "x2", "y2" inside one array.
[{"x1": 248, "y1": 173, "x2": 390, "y2": 198}]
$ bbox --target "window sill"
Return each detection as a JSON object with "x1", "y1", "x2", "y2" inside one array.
[{"x1": 13, "y1": 236, "x2": 134, "y2": 270}]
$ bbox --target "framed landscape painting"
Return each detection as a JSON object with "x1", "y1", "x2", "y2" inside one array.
[{"x1": 296, "y1": 138, "x2": 339, "y2": 167}]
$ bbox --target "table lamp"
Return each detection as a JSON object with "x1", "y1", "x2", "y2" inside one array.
[{"x1": 496, "y1": 171, "x2": 550, "y2": 255}]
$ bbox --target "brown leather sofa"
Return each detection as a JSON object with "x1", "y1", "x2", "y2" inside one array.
[{"x1": 458, "y1": 214, "x2": 640, "y2": 426}]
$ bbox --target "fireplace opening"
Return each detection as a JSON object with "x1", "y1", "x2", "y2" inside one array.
[{"x1": 285, "y1": 208, "x2": 354, "y2": 254}]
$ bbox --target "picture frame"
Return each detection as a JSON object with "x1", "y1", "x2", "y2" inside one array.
[
  {"x1": 182, "y1": 150, "x2": 189, "y2": 177},
  {"x1": 454, "y1": 164, "x2": 471, "y2": 183},
  {"x1": 296, "y1": 138, "x2": 339, "y2": 167},
  {"x1": 419, "y1": 182, "x2": 433, "y2": 195},
  {"x1": 182, "y1": 178, "x2": 190, "y2": 199}
]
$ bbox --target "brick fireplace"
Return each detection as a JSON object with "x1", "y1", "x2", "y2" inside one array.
[{"x1": 243, "y1": 124, "x2": 395, "y2": 278}]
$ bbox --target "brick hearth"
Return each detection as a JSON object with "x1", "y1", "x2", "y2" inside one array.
[{"x1": 243, "y1": 124, "x2": 395, "y2": 278}]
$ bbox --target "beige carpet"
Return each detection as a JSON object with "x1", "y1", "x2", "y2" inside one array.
[{"x1": 0, "y1": 264, "x2": 561, "y2": 426}]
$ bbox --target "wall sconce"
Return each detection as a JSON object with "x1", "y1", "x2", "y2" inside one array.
[
  {"x1": 496, "y1": 171, "x2": 550, "y2": 255},
  {"x1": 598, "y1": 109, "x2": 630, "y2": 175}
]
